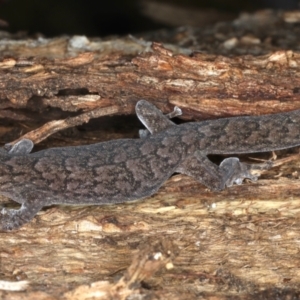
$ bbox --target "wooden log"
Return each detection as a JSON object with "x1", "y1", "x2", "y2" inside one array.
[{"x1": 1, "y1": 9, "x2": 300, "y2": 299}]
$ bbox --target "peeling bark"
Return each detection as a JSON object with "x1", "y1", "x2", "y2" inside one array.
[{"x1": 1, "y1": 41, "x2": 300, "y2": 144}]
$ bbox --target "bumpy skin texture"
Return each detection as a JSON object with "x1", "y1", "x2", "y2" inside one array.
[{"x1": 1, "y1": 100, "x2": 300, "y2": 230}]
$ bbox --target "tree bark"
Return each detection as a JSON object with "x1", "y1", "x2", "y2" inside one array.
[{"x1": 1, "y1": 9, "x2": 300, "y2": 299}]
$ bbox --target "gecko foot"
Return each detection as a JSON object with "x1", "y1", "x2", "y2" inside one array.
[
  {"x1": 0, "y1": 202, "x2": 42, "y2": 231},
  {"x1": 220, "y1": 157, "x2": 273, "y2": 187},
  {"x1": 166, "y1": 106, "x2": 182, "y2": 119},
  {"x1": 5, "y1": 139, "x2": 34, "y2": 156},
  {"x1": 0, "y1": 207, "x2": 22, "y2": 231}
]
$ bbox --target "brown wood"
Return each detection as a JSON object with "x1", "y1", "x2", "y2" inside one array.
[
  {"x1": 2, "y1": 42, "x2": 300, "y2": 146},
  {"x1": 1, "y1": 9, "x2": 300, "y2": 299}
]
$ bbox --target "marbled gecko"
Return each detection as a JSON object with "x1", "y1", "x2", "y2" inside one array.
[{"x1": 1, "y1": 100, "x2": 300, "y2": 230}]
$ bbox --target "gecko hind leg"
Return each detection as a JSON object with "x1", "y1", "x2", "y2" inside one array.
[
  {"x1": 219, "y1": 157, "x2": 273, "y2": 187},
  {"x1": 177, "y1": 152, "x2": 273, "y2": 191},
  {"x1": 0, "y1": 200, "x2": 43, "y2": 231},
  {"x1": 136, "y1": 100, "x2": 181, "y2": 138},
  {"x1": 136, "y1": 100, "x2": 273, "y2": 189}
]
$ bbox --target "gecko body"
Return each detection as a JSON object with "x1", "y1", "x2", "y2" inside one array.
[{"x1": 1, "y1": 100, "x2": 300, "y2": 230}]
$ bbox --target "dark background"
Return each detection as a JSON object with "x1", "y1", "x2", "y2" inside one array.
[{"x1": 0, "y1": 0, "x2": 299, "y2": 37}]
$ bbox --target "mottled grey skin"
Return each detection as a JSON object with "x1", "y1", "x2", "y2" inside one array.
[{"x1": 1, "y1": 100, "x2": 300, "y2": 230}]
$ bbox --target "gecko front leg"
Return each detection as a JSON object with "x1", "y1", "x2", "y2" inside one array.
[
  {"x1": 0, "y1": 196, "x2": 44, "y2": 231},
  {"x1": 0, "y1": 139, "x2": 43, "y2": 230},
  {"x1": 5, "y1": 139, "x2": 34, "y2": 156}
]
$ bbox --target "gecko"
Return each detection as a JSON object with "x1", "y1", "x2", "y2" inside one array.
[{"x1": 1, "y1": 100, "x2": 300, "y2": 231}]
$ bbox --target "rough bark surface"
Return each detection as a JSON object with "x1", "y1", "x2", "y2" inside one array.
[{"x1": 1, "y1": 9, "x2": 300, "y2": 299}]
